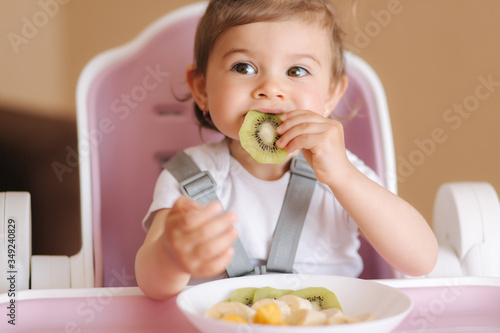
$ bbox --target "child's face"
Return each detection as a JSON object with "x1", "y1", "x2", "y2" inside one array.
[{"x1": 193, "y1": 18, "x2": 344, "y2": 140}]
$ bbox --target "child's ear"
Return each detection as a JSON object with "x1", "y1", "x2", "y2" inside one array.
[
  {"x1": 324, "y1": 75, "x2": 348, "y2": 117},
  {"x1": 186, "y1": 63, "x2": 208, "y2": 110}
]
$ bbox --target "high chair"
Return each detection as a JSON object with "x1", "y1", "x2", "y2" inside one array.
[
  {"x1": 7, "y1": 1, "x2": 499, "y2": 292},
  {"x1": 2, "y1": 3, "x2": 500, "y2": 332}
]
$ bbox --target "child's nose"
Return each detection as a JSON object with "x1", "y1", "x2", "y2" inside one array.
[{"x1": 252, "y1": 76, "x2": 285, "y2": 100}]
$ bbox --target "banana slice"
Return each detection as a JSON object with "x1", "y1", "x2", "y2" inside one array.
[
  {"x1": 323, "y1": 307, "x2": 378, "y2": 324},
  {"x1": 325, "y1": 310, "x2": 360, "y2": 325},
  {"x1": 322, "y1": 308, "x2": 342, "y2": 319},
  {"x1": 277, "y1": 294, "x2": 313, "y2": 313},
  {"x1": 356, "y1": 313, "x2": 378, "y2": 321},
  {"x1": 204, "y1": 302, "x2": 256, "y2": 322},
  {"x1": 287, "y1": 308, "x2": 327, "y2": 326}
]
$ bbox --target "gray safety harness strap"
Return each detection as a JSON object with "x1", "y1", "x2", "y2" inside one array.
[
  {"x1": 163, "y1": 150, "x2": 317, "y2": 277},
  {"x1": 266, "y1": 154, "x2": 317, "y2": 273}
]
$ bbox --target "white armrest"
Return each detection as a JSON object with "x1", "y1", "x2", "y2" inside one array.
[
  {"x1": 428, "y1": 245, "x2": 463, "y2": 277},
  {"x1": 431, "y1": 182, "x2": 500, "y2": 277},
  {"x1": 0, "y1": 192, "x2": 31, "y2": 293},
  {"x1": 31, "y1": 255, "x2": 71, "y2": 289}
]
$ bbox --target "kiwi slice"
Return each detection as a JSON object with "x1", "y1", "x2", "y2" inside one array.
[
  {"x1": 239, "y1": 110, "x2": 288, "y2": 164},
  {"x1": 290, "y1": 287, "x2": 342, "y2": 311},
  {"x1": 253, "y1": 287, "x2": 293, "y2": 303},
  {"x1": 229, "y1": 287, "x2": 258, "y2": 306}
]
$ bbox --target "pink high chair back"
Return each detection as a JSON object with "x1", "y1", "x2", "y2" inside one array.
[{"x1": 76, "y1": 2, "x2": 397, "y2": 287}]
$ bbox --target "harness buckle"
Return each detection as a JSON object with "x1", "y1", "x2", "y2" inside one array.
[
  {"x1": 179, "y1": 171, "x2": 216, "y2": 201},
  {"x1": 253, "y1": 265, "x2": 267, "y2": 275}
]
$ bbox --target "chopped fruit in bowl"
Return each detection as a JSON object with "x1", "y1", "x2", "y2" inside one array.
[
  {"x1": 204, "y1": 286, "x2": 375, "y2": 326},
  {"x1": 176, "y1": 274, "x2": 413, "y2": 333}
]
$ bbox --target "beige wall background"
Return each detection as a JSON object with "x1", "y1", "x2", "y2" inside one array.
[{"x1": 1, "y1": 0, "x2": 499, "y2": 225}]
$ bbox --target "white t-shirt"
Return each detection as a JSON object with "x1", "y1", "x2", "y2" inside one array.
[{"x1": 143, "y1": 139, "x2": 381, "y2": 278}]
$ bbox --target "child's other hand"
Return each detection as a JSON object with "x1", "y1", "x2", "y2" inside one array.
[
  {"x1": 164, "y1": 196, "x2": 238, "y2": 277},
  {"x1": 276, "y1": 110, "x2": 350, "y2": 186}
]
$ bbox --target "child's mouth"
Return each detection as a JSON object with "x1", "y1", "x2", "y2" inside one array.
[{"x1": 254, "y1": 108, "x2": 286, "y2": 115}]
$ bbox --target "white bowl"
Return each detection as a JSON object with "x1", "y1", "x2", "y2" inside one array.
[{"x1": 176, "y1": 274, "x2": 412, "y2": 333}]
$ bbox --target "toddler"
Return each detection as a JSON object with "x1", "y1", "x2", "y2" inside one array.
[{"x1": 135, "y1": 0, "x2": 438, "y2": 300}]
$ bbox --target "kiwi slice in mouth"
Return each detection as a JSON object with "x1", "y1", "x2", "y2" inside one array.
[{"x1": 239, "y1": 110, "x2": 288, "y2": 164}]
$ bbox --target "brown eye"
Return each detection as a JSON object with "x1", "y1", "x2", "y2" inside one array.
[
  {"x1": 287, "y1": 66, "x2": 308, "y2": 77},
  {"x1": 232, "y1": 63, "x2": 256, "y2": 75}
]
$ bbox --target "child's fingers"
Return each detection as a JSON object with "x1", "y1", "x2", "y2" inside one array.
[
  {"x1": 192, "y1": 224, "x2": 239, "y2": 261},
  {"x1": 165, "y1": 199, "x2": 227, "y2": 260},
  {"x1": 172, "y1": 195, "x2": 201, "y2": 212},
  {"x1": 183, "y1": 200, "x2": 226, "y2": 232},
  {"x1": 279, "y1": 109, "x2": 317, "y2": 121},
  {"x1": 279, "y1": 132, "x2": 326, "y2": 154},
  {"x1": 165, "y1": 196, "x2": 200, "y2": 229},
  {"x1": 183, "y1": 210, "x2": 238, "y2": 245},
  {"x1": 277, "y1": 122, "x2": 327, "y2": 149},
  {"x1": 181, "y1": 225, "x2": 238, "y2": 276},
  {"x1": 277, "y1": 111, "x2": 344, "y2": 152},
  {"x1": 191, "y1": 247, "x2": 235, "y2": 277},
  {"x1": 278, "y1": 110, "x2": 325, "y2": 132},
  {"x1": 277, "y1": 111, "x2": 330, "y2": 145},
  {"x1": 170, "y1": 199, "x2": 225, "y2": 232}
]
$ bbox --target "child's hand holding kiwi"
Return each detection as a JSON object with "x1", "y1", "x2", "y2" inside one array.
[{"x1": 275, "y1": 109, "x2": 352, "y2": 187}]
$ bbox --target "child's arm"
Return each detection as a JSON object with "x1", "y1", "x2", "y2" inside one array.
[
  {"x1": 329, "y1": 165, "x2": 438, "y2": 276},
  {"x1": 135, "y1": 196, "x2": 238, "y2": 300},
  {"x1": 277, "y1": 110, "x2": 438, "y2": 276}
]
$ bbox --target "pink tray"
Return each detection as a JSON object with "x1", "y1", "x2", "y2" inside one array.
[
  {"x1": 1, "y1": 278, "x2": 499, "y2": 332},
  {"x1": 395, "y1": 285, "x2": 500, "y2": 332}
]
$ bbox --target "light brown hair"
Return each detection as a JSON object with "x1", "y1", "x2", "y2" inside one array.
[{"x1": 192, "y1": 0, "x2": 346, "y2": 131}]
